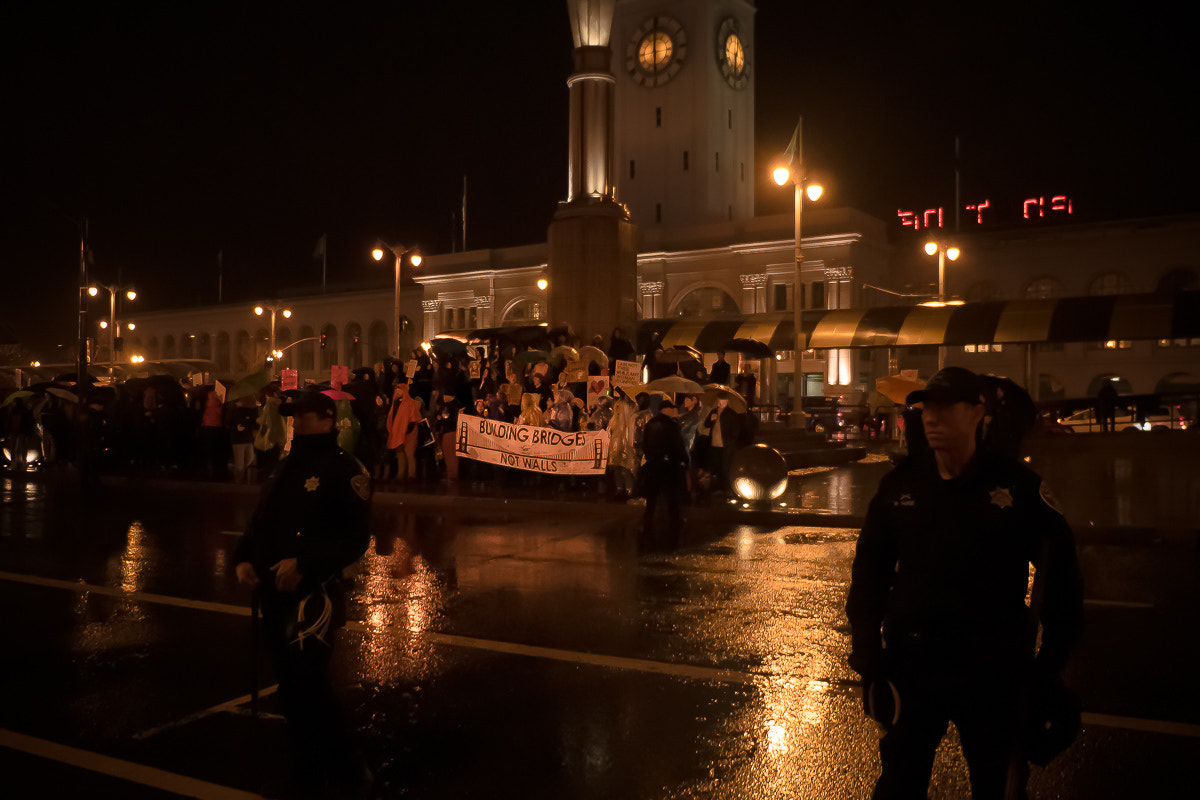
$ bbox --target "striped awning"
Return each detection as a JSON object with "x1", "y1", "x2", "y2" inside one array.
[{"x1": 637, "y1": 291, "x2": 1200, "y2": 351}]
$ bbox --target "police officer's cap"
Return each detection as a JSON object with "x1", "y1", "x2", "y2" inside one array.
[
  {"x1": 279, "y1": 386, "x2": 337, "y2": 419},
  {"x1": 905, "y1": 366, "x2": 985, "y2": 407}
]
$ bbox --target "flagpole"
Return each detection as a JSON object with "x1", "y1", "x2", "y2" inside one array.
[
  {"x1": 461, "y1": 175, "x2": 467, "y2": 252},
  {"x1": 218, "y1": 250, "x2": 223, "y2": 304},
  {"x1": 322, "y1": 238, "x2": 327, "y2": 293}
]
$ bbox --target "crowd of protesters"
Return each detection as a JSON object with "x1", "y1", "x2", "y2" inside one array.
[{"x1": 1, "y1": 327, "x2": 760, "y2": 503}]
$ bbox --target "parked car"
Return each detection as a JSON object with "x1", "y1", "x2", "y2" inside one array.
[
  {"x1": 802, "y1": 397, "x2": 871, "y2": 439},
  {"x1": 1055, "y1": 405, "x2": 1188, "y2": 432}
]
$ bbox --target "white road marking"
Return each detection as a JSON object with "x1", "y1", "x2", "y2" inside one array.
[
  {"x1": 2, "y1": 570, "x2": 1192, "y2": 739},
  {"x1": 134, "y1": 685, "x2": 281, "y2": 740},
  {"x1": 1084, "y1": 598, "x2": 1155, "y2": 609},
  {"x1": 0, "y1": 728, "x2": 263, "y2": 799}
]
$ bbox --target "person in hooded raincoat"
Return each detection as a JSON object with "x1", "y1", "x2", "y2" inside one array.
[
  {"x1": 607, "y1": 393, "x2": 638, "y2": 500},
  {"x1": 516, "y1": 392, "x2": 544, "y2": 428},
  {"x1": 385, "y1": 382, "x2": 422, "y2": 483},
  {"x1": 547, "y1": 388, "x2": 576, "y2": 432}
]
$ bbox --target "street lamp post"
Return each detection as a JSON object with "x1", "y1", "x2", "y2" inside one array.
[
  {"x1": 921, "y1": 241, "x2": 962, "y2": 369},
  {"x1": 773, "y1": 116, "x2": 823, "y2": 427},
  {"x1": 372, "y1": 240, "x2": 422, "y2": 358},
  {"x1": 89, "y1": 283, "x2": 137, "y2": 376},
  {"x1": 254, "y1": 303, "x2": 292, "y2": 373}
]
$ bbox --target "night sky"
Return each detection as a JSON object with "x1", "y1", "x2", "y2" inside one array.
[{"x1": 3, "y1": 1, "x2": 1196, "y2": 358}]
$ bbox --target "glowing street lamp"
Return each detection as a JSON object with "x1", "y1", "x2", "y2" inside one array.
[
  {"x1": 772, "y1": 116, "x2": 824, "y2": 426},
  {"x1": 88, "y1": 282, "x2": 137, "y2": 374},
  {"x1": 372, "y1": 239, "x2": 422, "y2": 357},
  {"x1": 254, "y1": 303, "x2": 292, "y2": 370},
  {"x1": 921, "y1": 241, "x2": 964, "y2": 369}
]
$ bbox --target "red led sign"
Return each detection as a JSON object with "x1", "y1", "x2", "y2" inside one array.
[{"x1": 898, "y1": 195, "x2": 1073, "y2": 230}]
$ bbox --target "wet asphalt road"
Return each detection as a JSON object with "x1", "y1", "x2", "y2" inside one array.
[{"x1": 2, "y1": 466, "x2": 1199, "y2": 799}]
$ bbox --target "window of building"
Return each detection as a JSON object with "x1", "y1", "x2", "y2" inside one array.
[
  {"x1": 656, "y1": 203, "x2": 662, "y2": 223},
  {"x1": 965, "y1": 281, "x2": 999, "y2": 303},
  {"x1": 683, "y1": 150, "x2": 689, "y2": 170},
  {"x1": 1157, "y1": 337, "x2": 1200, "y2": 347},
  {"x1": 728, "y1": 109, "x2": 732, "y2": 129},
  {"x1": 1089, "y1": 339, "x2": 1133, "y2": 350},
  {"x1": 740, "y1": 162, "x2": 745, "y2": 182},
  {"x1": 655, "y1": 107, "x2": 662, "y2": 127},
  {"x1": 630, "y1": 160, "x2": 635, "y2": 179},
  {"x1": 1023, "y1": 277, "x2": 1064, "y2": 299},
  {"x1": 1089, "y1": 272, "x2": 1132, "y2": 296},
  {"x1": 774, "y1": 284, "x2": 788, "y2": 312},
  {"x1": 715, "y1": 152, "x2": 719, "y2": 171},
  {"x1": 811, "y1": 281, "x2": 826, "y2": 309}
]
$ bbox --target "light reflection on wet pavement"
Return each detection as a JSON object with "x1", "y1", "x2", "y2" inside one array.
[{"x1": 3, "y1": 460, "x2": 1200, "y2": 798}]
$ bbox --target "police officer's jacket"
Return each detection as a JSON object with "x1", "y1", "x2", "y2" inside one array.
[
  {"x1": 845, "y1": 447, "x2": 1083, "y2": 680},
  {"x1": 233, "y1": 432, "x2": 371, "y2": 606}
]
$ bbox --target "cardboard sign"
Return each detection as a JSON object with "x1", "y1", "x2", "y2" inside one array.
[
  {"x1": 564, "y1": 360, "x2": 587, "y2": 383},
  {"x1": 612, "y1": 359, "x2": 641, "y2": 389},
  {"x1": 331, "y1": 365, "x2": 350, "y2": 390},
  {"x1": 586, "y1": 376, "x2": 609, "y2": 409},
  {"x1": 281, "y1": 369, "x2": 299, "y2": 391},
  {"x1": 469, "y1": 361, "x2": 481, "y2": 380},
  {"x1": 456, "y1": 417, "x2": 610, "y2": 475},
  {"x1": 502, "y1": 383, "x2": 524, "y2": 407},
  {"x1": 405, "y1": 360, "x2": 418, "y2": 380}
]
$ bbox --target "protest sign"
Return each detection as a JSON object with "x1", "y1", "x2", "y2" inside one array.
[
  {"x1": 502, "y1": 383, "x2": 524, "y2": 407},
  {"x1": 612, "y1": 359, "x2": 640, "y2": 389},
  {"x1": 456, "y1": 417, "x2": 610, "y2": 475},
  {"x1": 281, "y1": 369, "x2": 299, "y2": 391},
  {"x1": 469, "y1": 361, "x2": 481, "y2": 380},
  {"x1": 331, "y1": 365, "x2": 350, "y2": 390},
  {"x1": 564, "y1": 360, "x2": 587, "y2": 383},
  {"x1": 586, "y1": 376, "x2": 609, "y2": 409}
]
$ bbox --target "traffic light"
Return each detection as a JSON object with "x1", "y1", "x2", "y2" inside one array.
[
  {"x1": 320, "y1": 333, "x2": 327, "y2": 350},
  {"x1": 353, "y1": 336, "x2": 360, "y2": 346},
  {"x1": 114, "y1": 336, "x2": 124, "y2": 353}
]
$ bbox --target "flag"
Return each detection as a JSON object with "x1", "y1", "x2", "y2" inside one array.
[{"x1": 313, "y1": 234, "x2": 327, "y2": 259}]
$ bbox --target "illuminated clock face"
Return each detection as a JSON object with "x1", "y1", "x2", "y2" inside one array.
[
  {"x1": 717, "y1": 18, "x2": 748, "y2": 89},
  {"x1": 626, "y1": 16, "x2": 687, "y2": 87}
]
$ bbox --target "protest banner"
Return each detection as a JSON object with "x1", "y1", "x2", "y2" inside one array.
[
  {"x1": 456, "y1": 417, "x2": 610, "y2": 475},
  {"x1": 281, "y1": 369, "x2": 299, "y2": 391},
  {"x1": 612, "y1": 359, "x2": 640, "y2": 389}
]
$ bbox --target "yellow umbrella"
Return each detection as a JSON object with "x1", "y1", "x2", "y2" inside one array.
[
  {"x1": 875, "y1": 370, "x2": 926, "y2": 405},
  {"x1": 702, "y1": 383, "x2": 748, "y2": 414}
]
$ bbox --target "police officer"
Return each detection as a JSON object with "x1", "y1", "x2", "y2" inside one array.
[
  {"x1": 233, "y1": 386, "x2": 372, "y2": 797},
  {"x1": 640, "y1": 398, "x2": 689, "y2": 550},
  {"x1": 846, "y1": 367, "x2": 1083, "y2": 800}
]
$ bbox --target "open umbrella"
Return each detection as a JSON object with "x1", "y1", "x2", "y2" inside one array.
[
  {"x1": 702, "y1": 383, "x2": 748, "y2": 414},
  {"x1": 656, "y1": 345, "x2": 703, "y2": 363},
  {"x1": 549, "y1": 345, "x2": 580, "y2": 365},
  {"x1": 646, "y1": 376, "x2": 706, "y2": 395},
  {"x1": 225, "y1": 367, "x2": 271, "y2": 403},
  {"x1": 875, "y1": 370, "x2": 925, "y2": 405},
  {"x1": 322, "y1": 388, "x2": 355, "y2": 401},
  {"x1": 430, "y1": 337, "x2": 468, "y2": 358},
  {"x1": 46, "y1": 386, "x2": 79, "y2": 403},
  {"x1": 2, "y1": 389, "x2": 34, "y2": 407},
  {"x1": 577, "y1": 345, "x2": 608, "y2": 369},
  {"x1": 513, "y1": 349, "x2": 551, "y2": 373},
  {"x1": 721, "y1": 338, "x2": 773, "y2": 358}
]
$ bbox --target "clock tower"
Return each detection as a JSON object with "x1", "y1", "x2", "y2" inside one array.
[{"x1": 613, "y1": 0, "x2": 756, "y2": 228}]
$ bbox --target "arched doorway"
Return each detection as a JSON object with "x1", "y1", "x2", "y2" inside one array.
[{"x1": 670, "y1": 286, "x2": 740, "y2": 317}]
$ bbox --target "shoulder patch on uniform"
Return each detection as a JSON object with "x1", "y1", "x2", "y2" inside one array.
[
  {"x1": 351, "y1": 473, "x2": 370, "y2": 501},
  {"x1": 1039, "y1": 481, "x2": 1064, "y2": 515}
]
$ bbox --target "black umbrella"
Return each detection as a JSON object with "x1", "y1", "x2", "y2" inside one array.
[
  {"x1": 721, "y1": 338, "x2": 773, "y2": 358},
  {"x1": 430, "y1": 337, "x2": 468, "y2": 358},
  {"x1": 656, "y1": 345, "x2": 703, "y2": 363}
]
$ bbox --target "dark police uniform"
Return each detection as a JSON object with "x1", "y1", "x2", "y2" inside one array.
[
  {"x1": 846, "y1": 447, "x2": 1083, "y2": 800},
  {"x1": 233, "y1": 427, "x2": 371, "y2": 793},
  {"x1": 640, "y1": 406, "x2": 689, "y2": 550}
]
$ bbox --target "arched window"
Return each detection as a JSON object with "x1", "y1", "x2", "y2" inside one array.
[
  {"x1": 367, "y1": 321, "x2": 388, "y2": 366},
  {"x1": 148, "y1": 336, "x2": 160, "y2": 360},
  {"x1": 671, "y1": 286, "x2": 740, "y2": 317},
  {"x1": 298, "y1": 325, "x2": 315, "y2": 370},
  {"x1": 1155, "y1": 267, "x2": 1198, "y2": 294},
  {"x1": 965, "y1": 281, "x2": 999, "y2": 303},
  {"x1": 196, "y1": 332, "x2": 212, "y2": 360},
  {"x1": 1086, "y1": 374, "x2": 1132, "y2": 396},
  {"x1": 215, "y1": 332, "x2": 231, "y2": 372},
  {"x1": 344, "y1": 322, "x2": 363, "y2": 368},
  {"x1": 1088, "y1": 272, "x2": 1132, "y2": 296},
  {"x1": 235, "y1": 330, "x2": 251, "y2": 372},
  {"x1": 1022, "y1": 277, "x2": 1063, "y2": 300},
  {"x1": 320, "y1": 325, "x2": 338, "y2": 371},
  {"x1": 163, "y1": 335, "x2": 176, "y2": 359}
]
